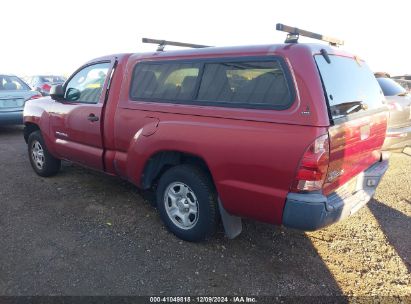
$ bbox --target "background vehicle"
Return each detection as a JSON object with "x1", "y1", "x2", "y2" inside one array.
[
  {"x1": 375, "y1": 75, "x2": 411, "y2": 151},
  {"x1": 23, "y1": 26, "x2": 389, "y2": 242},
  {"x1": 391, "y1": 75, "x2": 411, "y2": 91},
  {"x1": 25, "y1": 75, "x2": 66, "y2": 96},
  {"x1": 0, "y1": 74, "x2": 41, "y2": 125},
  {"x1": 392, "y1": 74, "x2": 411, "y2": 80}
]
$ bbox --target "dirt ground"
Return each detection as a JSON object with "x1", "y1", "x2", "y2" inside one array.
[{"x1": 0, "y1": 125, "x2": 410, "y2": 297}]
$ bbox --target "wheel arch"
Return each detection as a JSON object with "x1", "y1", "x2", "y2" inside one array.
[
  {"x1": 23, "y1": 122, "x2": 40, "y2": 143},
  {"x1": 140, "y1": 150, "x2": 214, "y2": 190}
]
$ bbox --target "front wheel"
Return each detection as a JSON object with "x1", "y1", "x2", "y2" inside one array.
[
  {"x1": 28, "y1": 131, "x2": 61, "y2": 177},
  {"x1": 156, "y1": 165, "x2": 218, "y2": 242}
]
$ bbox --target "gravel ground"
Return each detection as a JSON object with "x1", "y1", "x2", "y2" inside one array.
[{"x1": 0, "y1": 125, "x2": 410, "y2": 297}]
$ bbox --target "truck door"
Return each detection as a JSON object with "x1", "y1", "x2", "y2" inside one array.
[{"x1": 50, "y1": 60, "x2": 115, "y2": 170}]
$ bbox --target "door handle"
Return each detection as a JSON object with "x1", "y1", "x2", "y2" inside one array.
[{"x1": 87, "y1": 114, "x2": 99, "y2": 122}]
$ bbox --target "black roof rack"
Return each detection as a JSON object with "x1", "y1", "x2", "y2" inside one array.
[
  {"x1": 142, "y1": 38, "x2": 211, "y2": 51},
  {"x1": 276, "y1": 23, "x2": 344, "y2": 47}
]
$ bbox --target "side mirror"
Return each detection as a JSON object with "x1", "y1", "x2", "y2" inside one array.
[
  {"x1": 50, "y1": 84, "x2": 65, "y2": 101},
  {"x1": 66, "y1": 87, "x2": 81, "y2": 101}
]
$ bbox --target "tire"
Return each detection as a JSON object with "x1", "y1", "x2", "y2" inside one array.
[
  {"x1": 156, "y1": 165, "x2": 218, "y2": 242},
  {"x1": 28, "y1": 131, "x2": 61, "y2": 177}
]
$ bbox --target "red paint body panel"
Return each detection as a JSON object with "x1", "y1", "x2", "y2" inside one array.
[
  {"x1": 112, "y1": 108, "x2": 326, "y2": 224},
  {"x1": 23, "y1": 43, "x2": 388, "y2": 226}
]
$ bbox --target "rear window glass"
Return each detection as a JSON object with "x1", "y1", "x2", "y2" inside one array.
[
  {"x1": 376, "y1": 77, "x2": 407, "y2": 96},
  {"x1": 39, "y1": 76, "x2": 65, "y2": 83},
  {"x1": 0, "y1": 75, "x2": 30, "y2": 91},
  {"x1": 197, "y1": 61, "x2": 293, "y2": 108},
  {"x1": 315, "y1": 55, "x2": 385, "y2": 120},
  {"x1": 131, "y1": 62, "x2": 201, "y2": 101}
]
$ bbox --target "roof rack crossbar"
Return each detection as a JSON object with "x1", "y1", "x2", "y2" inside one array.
[
  {"x1": 142, "y1": 38, "x2": 211, "y2": 51},
  {"x1": 276, "y1": 23, "x2": 344, "y2": 46}
]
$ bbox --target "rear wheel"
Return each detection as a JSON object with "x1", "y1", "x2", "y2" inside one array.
[
  {"x1": 156, "y1": 165, "x2": 218, "y2": 242},
  {"x1": 28, "y1": 131, "x2": 61, "y2": 177}
]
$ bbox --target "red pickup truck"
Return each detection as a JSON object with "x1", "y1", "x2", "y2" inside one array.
[{"x1": 23, "y1": 35, "x2": 389, "y2": 241}]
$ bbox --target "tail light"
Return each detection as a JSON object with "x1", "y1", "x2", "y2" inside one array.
[
  {"x1": 386, "y1": 132, "x2": 407, "y2": 138},
  {"x1": 387, "y1": 101, "x2": 403, "y2": 111},
  {"x1": 41, "y1": 83, "x2": 51, "y2": 92},
  {"x1": 291, "y1": 134, "x2": 330, "y2": 192},
  {"x1": 28, "y1": 94, "x2": 42, "y2": 100}
]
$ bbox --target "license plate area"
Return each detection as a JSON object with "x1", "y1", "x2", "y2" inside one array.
[
  {"x1": 334, "y1": 176, "x2": 358, "y2": 199},
  {"x1": 0, "y1": 99, "x2": 24, "y2": 108}
]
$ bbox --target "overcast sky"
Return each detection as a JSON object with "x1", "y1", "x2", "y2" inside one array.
[{"x1": 1, "y1": 0, "x2": 410, "y2": 77}]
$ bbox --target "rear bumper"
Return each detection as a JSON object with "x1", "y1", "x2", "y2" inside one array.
[
  {"x1": 282, "y1": 159, "x2": 389, "y2": 231},
  {"x1": 0, "y1": 110, "x2": 23, "y2": 125},
  {"x1": 383, "y1": 124, "x2": 411, "y2": 150}
]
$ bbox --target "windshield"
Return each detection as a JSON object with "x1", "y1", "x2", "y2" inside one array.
[
  {"x1": 315, "y1": 55, "x2": 385, "y2": 120},
  {"x1": 376, "y1": 77, "x2": 407, "y2": 96}
]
